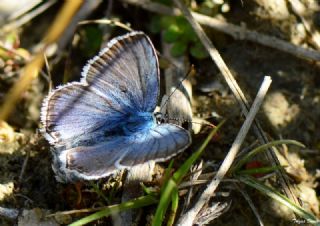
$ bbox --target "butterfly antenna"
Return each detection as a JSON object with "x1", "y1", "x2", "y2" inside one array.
[
  {"x1": 190, "y1": 121, "x2": 216, "y2": 128},
  {"x1": 167, "y1": 117, "x2": 216, "y2": 129},
  {"x1": 160, "y1": 65, "x2": 194, "y2": 111}
]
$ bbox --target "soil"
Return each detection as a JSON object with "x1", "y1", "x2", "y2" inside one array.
[{"x1": 0, "y1": 1, "x2": 320, "y2": 225}]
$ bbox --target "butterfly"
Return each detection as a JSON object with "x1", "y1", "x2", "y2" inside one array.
[{"x1": 41, "y1": 31, "x2": 191, "y2": 181}]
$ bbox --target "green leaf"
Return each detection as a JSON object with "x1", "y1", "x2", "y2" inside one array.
[
  {"x1": 176, "y1": 17, "x2": 197, "y2": 42},
  {"x1": 175, "y1": 16, "x2": 188, "y2": 28},
  {"x1": 190, "y1": 43, "x2": 208, "y2": 59},
  {"x1": 170, "y1": 42, "x2": 187, "y2": 57},
  {"x1": 163, "y1": 24, "x2": 181, "y2": 43},
  {"x1": 81, "y1": 26, "x2": 103, "y2": 56},
  {"x1": 152, "y1": 179, "x2": 177, "y2": 226},
  {"x1": 167, "y1": 186, "x2": 179, "y2": 226},
  {"x1": 236, "y1": 165, "x2": 282, "y2": 175},
  {"x1": 150, "y1": 16, "x2": 162, "y2": 33},
  {"x1": 160, "y1": 16, "x2": 176, "y2": 28}
]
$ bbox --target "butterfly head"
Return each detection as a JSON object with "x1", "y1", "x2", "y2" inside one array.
[{"x1": 154, "y1": 112, "x2": 166, "y2": 124}]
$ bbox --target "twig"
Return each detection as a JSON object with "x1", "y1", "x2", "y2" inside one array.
[
  {"x1": 78, "y1": 19, "x2": 132, "y2": 32},
  {"x1": 121, "y1": 0, "x2": 320, "y2": 61},
  {"x1": 104, "y1": 0, "x2": 113, "y2": 18},
  {"x1": 194, "y1": 201, "x2": 231, "y2": 225},
  {"x1": 174, "y1": 0, "x2": 301, "y2": 210},
  {"x1": 43, "y1": 53, "x2": 53, "y2": 92},
  {"x1": 46, "y1": 206, "x2": 106, "y2": 217},
  {"x1": 120, "y1": 162, "x2": 155, "y2": 226},
  {"x1": 177, "y1": 76, "x2": 272, "y2": 226},
  {"x1": 19, "y1": 150, "x2": 30, "y2": 183},
  {"x1": 183, "y1": 161, "x2": 203, "y2": 213}
]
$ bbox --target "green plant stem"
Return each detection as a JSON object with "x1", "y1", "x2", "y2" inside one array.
[
  {"x1": 232, "y1": 140, "x2": 305, "y2": 172},
  {"x1": 237, "y1": 175, "x2": 320, "y2": 225}
]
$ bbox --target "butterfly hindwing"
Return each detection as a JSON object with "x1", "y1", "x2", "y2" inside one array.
[
  {"x1": 54, "y1": 124, "x2": 191, "y2": 180},
  {"x1": 119, "y1": 124, "x2": 191, "y2": 166}
]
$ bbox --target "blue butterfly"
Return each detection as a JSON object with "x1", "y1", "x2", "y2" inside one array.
[{"x1": 41, "y1": 31, "x2": 191, "y2": 181}]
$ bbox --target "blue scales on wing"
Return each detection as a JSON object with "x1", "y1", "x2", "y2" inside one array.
[
  {"x1": 59, "y1": 124, "x2": 190, "y2": 180},
  {"x1": 41, "y1": 32, "x2": 159, "y2": 146},
  {"x1": 82, "y1": 31, "x2": 159, "y2": 113}
]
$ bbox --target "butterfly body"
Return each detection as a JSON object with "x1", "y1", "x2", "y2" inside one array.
[
  {"x1": 120, "y1": 111, "x2": 155, "y2": 134},
  {"x1": 41, "y1": 31, "x2": 191, "y2": 181}
]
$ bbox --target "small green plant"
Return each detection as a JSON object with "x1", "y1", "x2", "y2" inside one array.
[
  {"x1": 231, "y1": 140, "x2": 305, "y2": 174},
  {"x1": 78, "y1": 25, "x2": 103, "y2": 57},
  {"x1": 237, "y1": 175, "x2": 319, "y2": 225},
  {"x1": 149, "y1": 0, "x2": 230, "y2": 59},
  {"x1": 150, "y1": 15, "x2": 208, "y2": 59},
  {"x1": 231, "y1": 140, "x2": 320, "y2": 225}
]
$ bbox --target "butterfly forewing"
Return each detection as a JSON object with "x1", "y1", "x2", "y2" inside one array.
[
  {"x1": 41, "y1": 32, "x2": 159, "y2": 146},
  {"x1": 82, "y1": 32, "x2": 159, "y2": 113},
  {"x1": 41, "y1": 83, "x2": 126, "y2": 145}
]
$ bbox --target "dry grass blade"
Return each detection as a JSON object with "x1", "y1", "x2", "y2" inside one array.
[{"x1": 235, "y1": 183, "x2": 264, "y2": 226}]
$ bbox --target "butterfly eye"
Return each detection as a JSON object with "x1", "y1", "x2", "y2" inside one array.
[{"x1": 154, "y1": 112, "x2": 165, "y2": 124}]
